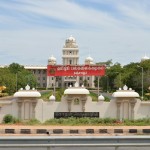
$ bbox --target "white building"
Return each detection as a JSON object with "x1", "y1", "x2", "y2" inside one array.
[
  {"x1": 141, "y1": 55, "x2": 150, "y2": 62},
  {"x1": 46, "y1": 35, "x2": 96, "y2": 88}
]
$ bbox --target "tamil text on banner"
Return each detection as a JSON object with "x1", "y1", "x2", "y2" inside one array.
[{"x1": 47, "y1": 65, "x2": 105, "y2": 76}]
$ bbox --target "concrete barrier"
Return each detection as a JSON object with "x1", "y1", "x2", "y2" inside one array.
[{"x1": 0, "y1": 128, "x2": 149, "y2": 136}]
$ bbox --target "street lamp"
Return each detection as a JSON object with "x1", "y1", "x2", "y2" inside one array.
[
  {"x1": 98, "y1": 76, "x2": 100, "y2": 97},
  {"x1": 105, "y1": 75, "x2": 109, "y2": 93},
  {"x1": 16, "y1": 73, "x2": 17, "y2": 92},
  {"x1": 137, "y1": 65, "x2": 143, "y2": 100}
]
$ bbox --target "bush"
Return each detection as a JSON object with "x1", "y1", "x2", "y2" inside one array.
[
  {"x1": 3, "y1": 114, "x2": 14, "y2": 124},
  {"x1": 104, "y1": 96, "x2": 110, "y2": 102},
  {"x1": 0, "y1": 93, "x2": 9, "y2": 97},
  {"x1": 25, "y1": 119, "x2": 41, "y2": 125}
]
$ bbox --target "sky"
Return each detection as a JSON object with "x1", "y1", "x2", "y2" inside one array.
[{"x1": 0, "y1": 0, "x2": 150, "y2": 66}]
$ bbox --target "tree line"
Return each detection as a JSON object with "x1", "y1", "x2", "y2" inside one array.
[
  {"x1": 95, "y1": 59, "x2": 150, "y2": 100},
  {"x1": 0, "y1": 63, "x2": 37, "y2": 95}
]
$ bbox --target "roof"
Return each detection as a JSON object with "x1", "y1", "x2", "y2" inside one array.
[
  {"x1": 85, "y1": 56, "x2": 93, "y2": 61},
  {"x1": 48, "y1": 55, "x2": 56, "y2": 61},
  {"x1": 68, "y1": 35, "x2": 76, "y2": 42},
  {"x1": 141, "y1": 55, "x2": 149, "y2": 60},
  {"x1": 64, "y1": 88, "x2": 89, "y2": 95},
  {"x1": 14, "y1": 90, "x2": 41, "y2": 98},
  {"x1": 112, "y1": 91, "x2": 139, "y2": 98},
  {"x1": 24, "y1": 65, "x2": 47, "y2": 69}
]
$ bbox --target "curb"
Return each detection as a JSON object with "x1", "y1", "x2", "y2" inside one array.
[{"x1": 1, "y1": 128, "x2": 150, "y2": 136}]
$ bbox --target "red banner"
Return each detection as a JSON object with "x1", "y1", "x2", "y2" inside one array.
[{"x1": 47, "y1": 65, "x2": 105, "y2": 76}]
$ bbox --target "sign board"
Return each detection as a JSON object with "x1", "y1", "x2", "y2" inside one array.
[
  {"x1": 54, "y1": 112, "x2": 99, "y2": 118},
  {"x1": 47, "y1": 65, "x2": 105, "y2": 76}
]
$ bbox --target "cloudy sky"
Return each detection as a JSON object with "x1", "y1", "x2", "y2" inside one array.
[{"x1": 0, "y1": 0, "x2": 150, "y2": 66}]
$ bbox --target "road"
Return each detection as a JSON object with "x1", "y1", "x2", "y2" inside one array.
[
  {"x1": 90, "y1": 90, "x2": 113, "y2": 99},
  {"x1": 0, "y1": 136, "x2": 150, "y2": 150}
]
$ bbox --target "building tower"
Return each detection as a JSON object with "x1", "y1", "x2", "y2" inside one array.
[
  {"x1": 47, "y1": 55, "x2": 57, "y2": 88},
  {"x1": 62, "y1": 35, "x2": 79, "y2": 65},
  {"x1": 62, "y1": 36, "x2": 79, "y2": 87}
]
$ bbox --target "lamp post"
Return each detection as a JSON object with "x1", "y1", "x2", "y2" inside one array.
[
  {"x1": 98, "y1": 76, "x2": 100, "y2": 97},
  {"x1": 54, "y1": 76, "x2": 56, "y2": 97},
  {"x1": 119, "y1": 73, "x2": 121, "y2": 87},
  {"x1": 105, "y1": 75, "x2": 109, "y2": 93},
  {"x1": 137, "y1": 65, "x2": 144, "y2": 100},
  {"x1": 16, "y1": 73, "x2": 17, "y2": 92}
]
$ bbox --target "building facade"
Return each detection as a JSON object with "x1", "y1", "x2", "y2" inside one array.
[
  {"x1": 46, "y1": 36, "x2": 95, "y2": 88},
  {"x1": 24, "y1": 65, "x2": 47, "y2": 88},
  {"x1": 0, "y1": 36, "x2": 96, "y2": 89}
]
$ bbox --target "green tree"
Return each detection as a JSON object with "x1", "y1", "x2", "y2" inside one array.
[
  {"x1": 106, "y1": 62, "x2": 122, "y2": 91},
  {"x1": 0, "y1": 63, "x2": 37, "y2": 95},
  {"x1": 8, "y1": 63, "x2": 24, "y2": 74}
]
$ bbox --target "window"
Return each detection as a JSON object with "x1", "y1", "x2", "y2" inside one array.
[
  {"x1": 74, "y1": 98, "x2": 79, "y2": 105},
  {"x1": 43, "y1": 70, "x2": 46, "y2": 74},
  {"x1": 69, "y1": 60, "x2": 72, "y2": 64},
  {"x1": 43, "y1": 77, "x2": 45, "y2": 80}
]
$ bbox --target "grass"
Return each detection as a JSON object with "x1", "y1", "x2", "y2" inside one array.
[
  {"x1": 41, "y1": 89, "x2": 65, "y2": 101},
  {"x1": 43, "y1": 118, "x2": 150, "y2": 126},
  {"x1": 6, "y1": 118, "x2": 150, "y2": 126},
  {"x1": 90, "y1": 91, "x2": 110, "y2": 102}
]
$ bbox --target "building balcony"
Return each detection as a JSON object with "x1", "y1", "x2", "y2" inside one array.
[
  {"x1": 62, "y1": 55, "x2": 79, "y2": 58},
  {"x1": 64, "y1": 77, "x2": 77, "y2": 82}
]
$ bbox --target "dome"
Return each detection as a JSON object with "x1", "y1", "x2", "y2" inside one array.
[
  {"x1": 48, "y1": 55, "x2": 56, "y2": 61},
  {"x1": 68, "y1": 35, "x2": 76, "y2": 42},
  {"x1": 85, "y1": 56, "x2": 94, "y2": 65},
  {"x1": 64, "y1": 35, "x2": 78, "y2": 48},
  {"x1": 141, "y1": 55, "x2": 150, "y2": 61},
  {"x1": 49, "y1": 94, "x2": 56, "y2": 101},
  {"x1": 98, "y1": 94, "x2": 105, "y2": 101},
  {"x1": 85, "y1": 56, "x2": 93, "y2": 61}
]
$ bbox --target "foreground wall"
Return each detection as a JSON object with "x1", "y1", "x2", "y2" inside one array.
[
  {"x1": 35, "y1": 96, "x2": 117, "y2": 122},
  {"x1": 0, "y1": 96, "x2": 150, "y2": 123}
]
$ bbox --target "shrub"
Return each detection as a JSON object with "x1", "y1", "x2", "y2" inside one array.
[
  {"x1": 103, "y1": 118, "x2": 114, "y2": 124},
  {"x1": 3, "y1": 114, "x2": 14, "y2": 124},
  {"x1": 104, "y1": 96, "x2": 110, "y2": 102},
  {"x1": 0, "y1": 93, "x2": 8, "y2": 97},
  {"x1": 25, "y1": 119, "x2": 41, "y2": 125}
]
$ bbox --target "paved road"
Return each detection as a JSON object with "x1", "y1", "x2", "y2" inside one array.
[
  {"x1": 0, "y1": 146, "x2": 149, "y2": 149},
  {"x1": 90, "y1": 90, "x2": 113, "y2": 99},
  {"x1": 0, "y1": 136, "x2": 150, "y2": 150}
]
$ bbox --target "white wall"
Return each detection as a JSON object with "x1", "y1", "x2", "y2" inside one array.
[
  {"x1": 35, "y1": 96, "x2": 117, "y2": 122},
  {"x1": 1, "y1": 96, "x2": 150, "y2": 123}
]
